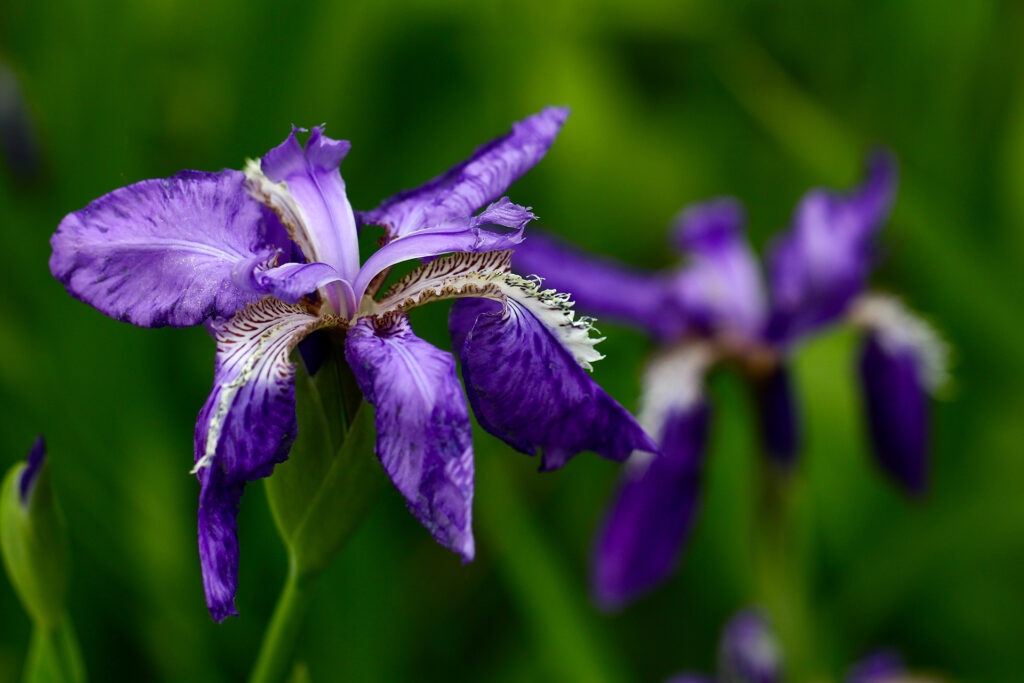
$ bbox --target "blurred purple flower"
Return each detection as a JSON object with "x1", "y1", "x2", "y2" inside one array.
[
  {"x1": 50, "y1": 107, "x2": 655, "y2": 621},
  {"x1": 668, "y1": 610, "x2": 918, "y2": 683},
  {"x1": 514, "y1": 151, "x2": 948, "y2": 606}
]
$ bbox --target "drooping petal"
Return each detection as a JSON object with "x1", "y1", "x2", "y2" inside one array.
[
  {"x1": 194, "y1": 298, "x2": 338, "y2": 620},
  {"x1": 669, "y1": 198, "x2": 767, "y2": 338},
  {"x1": 844, "y1": 650, "x2": 906, "y2": 683},
  {"x1": 717, "y1": 610, "x2": 783, "y2": 683},
  {"x1": 345, "y1": 314, "x2": 474, "y2": 560},
  {"x1": 765, "y1": 150, "x2": 898, "y2": 344},
  {"x1": 511, "y1": 230, "x2": 682, "y2": 339},
  {"x1": 592, "y1": 402, "x2": 710, "y2": 608},
  {"x1": 449, "y1": 275, "x2": 657, "y2": 470},
  {"x1": 851, "y1": 295, "x2": 946, "y2": 495},
  {"x1": 752, "y1": 363, "x2": 801, "y2": 468},
  {"x1": 360, "y1": 107, "x2": 568, "y2": 239},
  {"x1": 18, "y1": 435, "x2": 46, "y2": 508},
  {"x1": 51, "y1": 170, "x2": 288, "y2": 328},
  {"x1": 351, "y1": 200, "x2": 529, "y2": 305},
  {"x1": 247, "y1": 126, "x2": 360, "y2": 283}
]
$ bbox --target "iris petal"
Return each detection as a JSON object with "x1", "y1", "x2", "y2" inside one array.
[
  {"x1": 51, "y1": 170, "x2": 287, "y2": 328},
  {"x1": 345, "y1": 314, "x2": 475, "y2": 560}
]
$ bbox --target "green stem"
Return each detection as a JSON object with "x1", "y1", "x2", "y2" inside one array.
[
  {"x1": 248, "y1": 559, "x2": 315, "y2": 683},
  {"x1": 752, "y1": 460, "x2": 819, "y2": 682},
  {"x1": 24, "y1": 613, "x2": 86, "y2": 683}
]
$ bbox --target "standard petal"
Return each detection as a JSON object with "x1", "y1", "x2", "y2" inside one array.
[
  {"x1": 51, "y1": 170, "x2": 287, "y2": 328},
  {"x1": 511, "y1": 230, "x2": 683, "y2": 339},
  {"x1": 351, "y1": 212, "x2": 527, "y2": 305},
  {"x1": 765, "y1": 150, "x2": 898, "y2": 344},
  {"x1": 360, "y1": 106, "x2": 568, "y2": 239},
  {"x1": 193, "y1": 298, "x2": 336, "y2": 620},
  {"x1": 752, "y1": 363, "x2": 801, "y2": 468},
  {"x1": 592, "y1": 402, "x2": 710, "y2": 608},
  {"x1": 717, "y1": 610, "x2": 783, "y2": 683},
  {"x1": 450, "y1": 276, "x2": 657, "y2": 470},
  {"x1": 669, "y1": 198, "x2": 767, "y2": 338},
  {"x1": 252, "y1": 126, "x2": 360, "y2": 283},
  {"x1": 345, "y1": 314, "x2": 474, "y2": 560}
]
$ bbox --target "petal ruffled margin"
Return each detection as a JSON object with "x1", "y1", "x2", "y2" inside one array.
[
  {"x1": 359, "y1": 107, "x2": 568, "y2": 239},
  {"x1": 591, "y1": 402, "x2": 710, "y2": 608},
  {"x1": 51, "y1": 170, "x2": 290, "y2": 328},
  {"x1": 450, "y1": 278, "x2": 657, "y2": 471},
  {"x1": 193, "y1": 298, "x2": 338, "y2": 621},
  {"x1": 345, "y1": 314, "x2": 475, "y2": 560},
  {"x1": 765, "y1": 150, "x2": 898, "y2": 344}
]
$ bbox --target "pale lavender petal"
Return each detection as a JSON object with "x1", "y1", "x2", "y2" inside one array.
[
  {"x1": 253, "y1": 261, "x2": 343, "y2": 303},
  {"x1": 670, "y1": 198, "x2": 767, "y2": 338},
  {"x1": 450, "y1": 297, "x2": 657, "y2": 471},
  {"x1": 18, "y1": 435, "x2": 46, "y2": 507},
  {"x1": 260, "y1": 126, "x2": 360, "y2": 282},
  {"x1": 345, "y1": 314, "x2": 474, "y2": 560},
  {"x1": 51, "y1": 170, "x2": 288, "y2": 328},
  {"x1": 352, "y1": 214, "x2": 526, "y2": 304},
  {"x1": 717, "y1": 610, "x2": 782, "y2": 683},
  {"x1": 845, "y1": 650, "x2": 906, "y2": 683},
  {"x1": 511, "y1": 230, "x2": 682, "y2": 339},
  {"x1": 360, "y1": 107, "x2": 568, "y2": 239},
  {"x1": 592, "y1": 403, "x2": 710, "y2": 608},
  {"x1": 194, "y1": 299, "x2": 329, "y2": 620},
  {"x1": 753, "y1": 364, "x2": 801, "y2": 468},
  {"x1": 858, "y1": 334, "x2": 928, "y2": 495},
  {"x1": 765, "y1": 151, "x2": 897, "y2": 344}
]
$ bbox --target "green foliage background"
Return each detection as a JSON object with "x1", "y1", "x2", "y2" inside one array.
[{"x1": 1, "y1": 1, "x2": 1022, "y2": 680}]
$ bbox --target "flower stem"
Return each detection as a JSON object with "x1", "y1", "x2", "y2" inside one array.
[
  {"x1": 248, "y1": 558, "x2": 315, "y2": 683},
  {"x1": 24, "y1": 613, "x2": 86, "y2": 683}
]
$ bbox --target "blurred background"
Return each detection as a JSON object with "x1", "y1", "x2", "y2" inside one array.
[{"x1": 1, "y1": 0, "x2": 1022, "y2": 680}]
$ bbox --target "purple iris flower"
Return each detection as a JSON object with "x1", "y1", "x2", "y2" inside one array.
[
  {"x1": 513, "y1": 151, "x2": 948, "y2": 606},
  {"x1": 667, "y1": 609, "x2": 913, "y2": 683},
  {"x1": 50, "y1": 107, "x2": 655, "y2": 621}
]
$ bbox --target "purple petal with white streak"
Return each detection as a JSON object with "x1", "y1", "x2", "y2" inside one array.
[
  {"x1": 592, "y1": 403, "x2": 710, "y2": 608},
  {"x1": 450, "y1": 297, "x2": 657, "y2": 471},
  {"x1": 670, "y1": 198, "x2": 767, "y2": 338},
  {"x1": 360, "y1": 107, "x2": 568, "y2": 239},
  {"x1": 511, "y1": 230, "x2": 682, "y2": 339},
  {"x1": 858, "y1": 333, "x2": 929, "y2": 495},
  {"x1": 766, "y1": 150, "x2": 898, "y2": 344},
  {"x1": 194, "y1": 299, "x2": 329, "y2": 621},
  {"x1": 51, "y1": 170, "x2": 287, "y2": 328},
  {"x1": 261, "y1": 126, "x2": 360, "y2": 282},
  {"x1": 345, "y1": 314, "x2": 475, "y2": 560}
]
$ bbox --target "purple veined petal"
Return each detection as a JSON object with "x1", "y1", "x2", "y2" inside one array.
[
  {"x1": 752, "y1": 362, "x2": 801, "y2": 468},
  {"x1": 193, "y1": 298, "x2": 338, "y2": 620},
  {"x1": 717, "y1": 610, "x2": 783, "y2": 683},
  {"x1": 669, "y1": 198, "x2": 767, "y2": 338},
  {"x1": 592, "y1": 402, "x2": 711, "y2": 609},
  {"x1": 51, "y1": 169, "x2": 289, "y2": 328},
  {"x1": 449, "y1": 274, "x2": 657, "y2": 471},
  {"x1": 844, "y1": 650, "x2": 906, "y2": 683},
  {"x1": 511, "y1": 230, "x2": 684, "y2": 340},
  {"x1": 360, "y1": 106, "x2": 568, "y2": 239},
  {"x1": 373, "y1": 250, "x2": 516, "y2": 315},
  {"x1": 247, "y1": 126, "x2": 360, "y2": 284},
  {"x1": 252, "y1": 261, "x2": 344, "y2": 304},
  {"x1": 351, "y1": 204, "x2": 528, "y2": 306},
  {"x1": 850, "y1": 295, "x2": 946, "y2": 495},
  {"x1": 345, "y1": 314, "x2": 474, "y2": 560},
  {"x1": 18, "y1": 435, "x2": 46, "y2": 508},
  {"x1": 765, "y1": 150, "x2": 898, "y2": 344}
]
